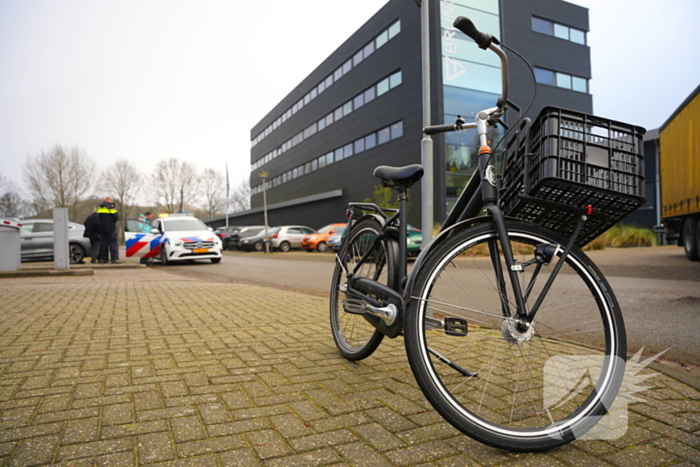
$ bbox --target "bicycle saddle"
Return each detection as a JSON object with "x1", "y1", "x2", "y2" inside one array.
[{"x1": 373, "y1": 164, "x2": 424, "y2": 189}]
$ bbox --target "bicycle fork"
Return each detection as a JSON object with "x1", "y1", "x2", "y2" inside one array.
[{"x1": 480, "y1": 142, "x2": 589, "y2": 328}]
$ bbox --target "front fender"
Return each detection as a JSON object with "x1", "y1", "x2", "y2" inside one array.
[{"x1": 402, "y1": 215, "x2": 498, "y2": 303}]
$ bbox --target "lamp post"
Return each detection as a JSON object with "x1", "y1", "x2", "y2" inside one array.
[{"x1": 259, "y1": 172, "x2": 270, "y2": 254}]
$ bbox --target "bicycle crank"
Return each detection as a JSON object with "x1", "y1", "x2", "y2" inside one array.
[{"x1": 343, "y1": 298, "x2": 398, "y2": 326}]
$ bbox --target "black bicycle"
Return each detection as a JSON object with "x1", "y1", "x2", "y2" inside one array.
[{"x1": 330, "y1": 16, "x2": 646, "y2": 452}]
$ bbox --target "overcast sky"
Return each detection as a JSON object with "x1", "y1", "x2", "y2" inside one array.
[{"x1": 1, "y1": 0, "x2": 699, "y2": 200}]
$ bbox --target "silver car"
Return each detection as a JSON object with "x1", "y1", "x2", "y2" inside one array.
[
  {"x1": 20, "y1": 219, "x2": 91, "y2": 264},
  {"x1": 269, "y1": 225, "x2": 315, "y2": 252}
]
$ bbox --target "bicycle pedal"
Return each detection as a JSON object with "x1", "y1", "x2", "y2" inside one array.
[{"x1": 343, "y1": 299, "x2": 366, "y2": 314}]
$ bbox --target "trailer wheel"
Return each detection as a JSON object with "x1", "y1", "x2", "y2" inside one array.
[{"x1": 683, "y1": 217, "x2": 699, "y2": 261}]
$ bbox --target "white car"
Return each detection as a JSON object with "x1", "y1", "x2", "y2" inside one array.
[{"x1": 125, "y1": 214, "x2": 223, "y2": 265}]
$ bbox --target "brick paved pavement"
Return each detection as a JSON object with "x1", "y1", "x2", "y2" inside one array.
[{"x1": 0, "y1": 268, "x2": 698, "y2": 466}]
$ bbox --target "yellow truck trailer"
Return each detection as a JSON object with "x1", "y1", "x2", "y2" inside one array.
[{"x1": 659, "y1": 84, "x2": 700, "y2": 260}]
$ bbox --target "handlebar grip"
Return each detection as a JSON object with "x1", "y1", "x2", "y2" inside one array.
[
  {"x1": 424, "y1": 124, "x2": 460, "y2": 135},
  {"x1": 453, "y1": 16, "x2": 493, "y2": 49}
]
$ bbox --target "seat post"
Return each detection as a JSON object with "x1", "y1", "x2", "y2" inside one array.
[{"x1": 398, "y1": 186, "x2": 408, "y2": 286}]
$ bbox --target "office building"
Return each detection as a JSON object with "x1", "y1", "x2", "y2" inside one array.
[{"x1": 216, "y1": 0, "x2": 593, "y2": 229}]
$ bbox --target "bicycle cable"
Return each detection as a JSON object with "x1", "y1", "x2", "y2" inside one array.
[{"x1": 486, "y1": 42, "x2": 538, "y2": 172}]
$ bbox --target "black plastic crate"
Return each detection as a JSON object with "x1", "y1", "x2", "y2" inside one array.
[{"x1": 500, "y1": 106, "x2": 646, "y2": 246}]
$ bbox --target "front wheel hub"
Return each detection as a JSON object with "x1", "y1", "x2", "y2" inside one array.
[{"x1": 501, "y1": 319, "x2": 535, "y2": 344}]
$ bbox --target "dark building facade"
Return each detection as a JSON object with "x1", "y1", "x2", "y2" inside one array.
[{"x1": 211, "y1": 0, "x2": 593, "y2": 230}]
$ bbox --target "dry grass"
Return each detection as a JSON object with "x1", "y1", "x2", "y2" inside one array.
[{"x1": 584, "y1": 224, "x2": 657, "y2": 250}]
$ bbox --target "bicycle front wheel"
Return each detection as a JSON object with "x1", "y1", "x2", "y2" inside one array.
[
  {"x1": 330, "y1": 219, "x2": 396, "y2": 361},
  {"x1": 404, "y1": 221, "x2": 626, "y2": 451}
]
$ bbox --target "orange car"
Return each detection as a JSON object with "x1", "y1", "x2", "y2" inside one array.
[{"x1": 301, "y1": 223, "x2": 346, "y2": 252}]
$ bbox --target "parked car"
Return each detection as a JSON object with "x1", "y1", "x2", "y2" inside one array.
[
  {"x1": 125, "y1": 214, "x2": 223, "y2": 265},
  {"x1": 327, "y1": 232, "x2": 344, "y2": 252},
  {"x1": 214, "y1": 225, "x2": 241, "y2": 250},
  {"x1": 327, "y1": 223, "x2": 420, "y2": 256},
  {"x1": 270, "y1": 225, "x2": 315, "y2": 251},
  {"x1": 238, "y1": 232, "x2": 267, "y2": 252},
  {"x1": 406, "y1": 224, "x2": 422, "y2": 257},
  {"x1": 19, "y1": 219, "x2": 91, "y2": 264},
  {"x1": 301, "y1": 223, "x2": 346, "y2": 252},
  {"x1": 228, "y1": 225, "x2": 267, "y2": 251},
  {"x1": 238, "y1": 225, "x2": 316, "y2": 252}
]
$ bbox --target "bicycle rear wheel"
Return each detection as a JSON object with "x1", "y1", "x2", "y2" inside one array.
[
  {"x1": 404, "y1": 221, "x2": 626, "y2": 451},
  {"x1": 330, "y1": 219, "x2": 396, "y2": 360}
]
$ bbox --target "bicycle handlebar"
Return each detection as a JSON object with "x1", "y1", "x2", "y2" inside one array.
[
  {"x1": 453, "y1": 16, "x2": 496, "y2": 50},
  {"x1": 424, "y1": 122, "x2": 476, "y2": 136},
  {"x1": 423, "y1": 16, "x2": 509, "y2": 136}
]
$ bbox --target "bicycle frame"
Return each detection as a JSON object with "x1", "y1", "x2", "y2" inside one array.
[{"x1": 339, "y1": 24, "x2": 588, "y2": 335}]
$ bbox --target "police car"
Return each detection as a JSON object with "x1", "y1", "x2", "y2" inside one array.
[{"x1": 125, "y1": 214, "x2": 223, "y2": 265}]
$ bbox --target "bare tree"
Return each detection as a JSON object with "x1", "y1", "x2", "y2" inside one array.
[
  {"x1": 0, "y1": 174, "x2": 33, "y2": 218},
  {"x1": 200, "y1": 168, "x2": 226, "y2": 218},
  {"x1": 149, "y1": 158, "x2": 199, "y2": 213},
  {"x1": 230, "y1": 179, "x2": 251, "y2": 213},
  {"x1": 100, "y1": 159, "x2": 142, "y2": 238},
  {"x1": 24, "y1": 144, "x2": 95, "y2": 220}
]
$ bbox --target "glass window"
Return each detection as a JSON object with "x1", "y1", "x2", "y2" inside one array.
[
  {"x1": 304, "y1": 93, "x2": 311, "y2": 105},
  {"x1": 311, "y1": 159, "x2": 317, "y2": 171},
  {"x1": 365, "y1": 133, "x2": 376, "y2": 150},
  {"x1": 305, "y1": 162, "x2": 311, "y2": 174},
  {"x1": 389, "y1": 71, "x2": 402, "y2": 89},
  {"x1": 353, "y1": 50, "x2": 363, "y2": 67},
  {"x1": 376, "y1": 30, "x2": 388, "y2": 49},
  {"x1": 344, "y1": 143, "x2": 353, "y2": 158},
  {"x1": 317, "y1": 81, "x2": 325, "y2": 94},
  {"x1": 334, "y1": 107, "x2": 344, "y2": 121},
  {"x1": 354, "y1": 93, "x2": 365, "y2": 109},
  {"x1": 325, "y1": 113, "x2": 334, "y2": 126},
  {"x1": 326, "y1": 153, "x2": 334, "y2": 165},
  {"x1": 363, "y1": 41, "x2": 375, "y2": 58},
  {"x1": 388, "y1": 20, "x2": 401, "y2": 39},
  {"x1": 310, "y1": 88, "x2": 317, "y2": 100},
  {"x1": 556, "y1": 72, "x2": 572, "y2": 89},
  {"x1": 318, "y1": 156, "x2": 326, "y2": 168},
  {"x1": 354, "y1": 138, "x2": 365, "y2": 154},
  {"x1": 297, "y1": 99, "x2": 304, "y2": 111},
  {"x1": 391, "y1": 121, "x2": 403, "y2": 139},
  {"x1": 318, "y1": 118, "x2": 326, "y2": 131},
  {"x1": 343, "y1": 101, "x2": 352, "y2": 115},
  {"x1": 303, "y1": 123, "x2": 317, "y2": 139},
  {"x1": 554, "y1": 23, "x2": 569, "y2": 40},
  {"x1": 334, "y1": 67, "x2": 343, "y2": 81},
  {"x1": 342, "y1": 59, "x2": 352, "y2": 74},
  {"x1": 532, "y1": 17, "x2": 552, "y2": 35},
  {"x1": 378, "y1": 127, "x2": 391, "y2": 145},
  {"x1": 364, "y1": 87, "x2": 376, "y2": 104},
  {"x1": 569, "y1": 28, "x2": 585, "y2": 45},
  {"x1": 292, "y1": 102, "x2": 298, "y2": 114},
  {"x1": 534, "y1": 67, "x2": 555, "y2": 86},
  {"x1": 335, "y1": 148, "x2": 344, "y2": 162},
  {"x1": 325, "y1": 75, "x2": 333, "y2": 89},
  {"x1": 572, "y1": 76, "x2": 588, "y2": 93},
  {"x1": 377, "y1": 77, "x2": 390, "y2": 96}
]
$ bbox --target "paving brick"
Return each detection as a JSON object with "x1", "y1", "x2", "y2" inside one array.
[
  {"x1": 176, "y1": 434, "x2": 246, "y2": 457},
  {"x1": 264, "y1": 448, "x2": 341, "y2": 467},
  {"x1": 57, "y1": 438, "x2": 133, "y2": 462},
  {"x1": 385, "y1": 440, "x2": 457, "y2": 466},
  {"x1": 170, "y1": 415, "x2": 207, "y2": 443},
  {"x1": 245, "y1": 429, "x2": 294, "y2": 459},
  {"x1": 12, "y1": 434, "x2": 60, "y2": 467},
  {"x1": 604, "y1": 444, "x2": 680, "y2": 467}
]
